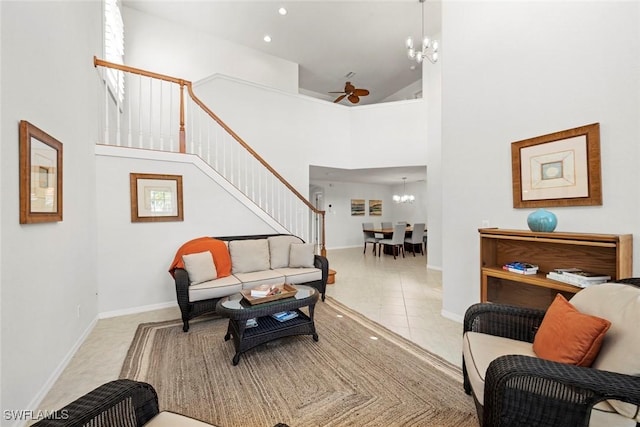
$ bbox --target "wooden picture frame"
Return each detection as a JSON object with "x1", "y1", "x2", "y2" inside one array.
[
  {"x1": 511, "y1": 123, "x2": 602, "y2": 208},
  {"x1": 130, "y1": 173, "x2": 184, "y2": 222},
  {"x1": 19, "y1": 120, "x2": 63, "y2": 224}
]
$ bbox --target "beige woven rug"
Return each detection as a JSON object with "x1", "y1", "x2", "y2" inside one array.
[{"x1": 120, "y1": 297, "x2": 477, "y2": 427}]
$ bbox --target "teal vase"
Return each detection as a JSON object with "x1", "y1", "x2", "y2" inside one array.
[{"x1": 527, "y1": 209, "x2": 557, "y2": 232}]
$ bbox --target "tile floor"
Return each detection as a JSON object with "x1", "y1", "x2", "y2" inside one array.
[{"x1": 36, "y1": 246, "x2": 462, "y2": 415}]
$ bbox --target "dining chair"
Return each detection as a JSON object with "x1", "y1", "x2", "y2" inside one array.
[
  {"x1": 405, "y1": 223, "x2": 425, "y2": 256},
  {"x1": 378, "y1": 224, "x2": 406, "y2": 259},
  {"x1": 362, "y1": 222, "x2": 379, "y2": 255},
  {"x1": 381, "y1": 221, "x2": 392, "y2": 229}
]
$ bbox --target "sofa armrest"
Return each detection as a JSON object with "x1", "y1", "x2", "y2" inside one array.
[
  {"x1": 464, "y1": 303, "x2": 546, "y2": 343},
  {"x1": 484, "y1": 354, "x2": 640, "y2": 427},
  {"x1": 314, "y1": 254, "x2": 329, "y2": 284},
  {"x1": 174, "y1": 268, "x2": 190, "y2": 309},
  {"x1": 33, "y1": 379, "x2": 159, "y2": 426}
]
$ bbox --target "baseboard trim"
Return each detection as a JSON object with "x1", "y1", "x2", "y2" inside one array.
[
  {"x1": 441, "y1": 309, "x2": 463, "y2": 324},
  {"x1": 24, "y1": 318, "x2": 98, "y2": 427},
  {"x1": 98, "y1": 301, "x2": 177, "y2": 319}
]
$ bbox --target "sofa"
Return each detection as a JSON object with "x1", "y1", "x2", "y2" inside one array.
[
  {"x1": 170, "y1": 234, "x2": 329, "y2": 332},
  {"x1": 462, "y1": 279, "x2": 640, "y2": 427}
]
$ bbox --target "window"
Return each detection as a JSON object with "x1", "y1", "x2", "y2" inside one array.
[{"x1": 104, "y1": 0, "x2": 124, "y2": 103}]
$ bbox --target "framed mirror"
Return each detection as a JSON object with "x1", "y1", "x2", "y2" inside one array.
[{"x1": 19, "y1": 120, "x2": 63, "y2": 224}]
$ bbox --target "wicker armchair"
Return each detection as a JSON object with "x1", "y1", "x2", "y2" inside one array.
[{"x1": 462, "y1": 281, "x2": 640, "y2": 427}]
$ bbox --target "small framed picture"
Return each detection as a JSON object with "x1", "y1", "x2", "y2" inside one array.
[{"x1": 130, "y1": 173, "x2": 184, "y2": 222}]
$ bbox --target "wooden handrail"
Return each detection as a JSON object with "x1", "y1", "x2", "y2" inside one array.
[{"x1": 94, "y1": 57, "x2": 326, "y2": 256}]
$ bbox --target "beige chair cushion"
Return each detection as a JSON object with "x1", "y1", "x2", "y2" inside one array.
[
  {"x1": 182, "y1": 251, "x2": 217, "y2": 285},
  {"x1": 145, "y1": 411, "x2": 217, "y2": 426},
  {"x1": 268, "y1": 235, "x2": 303, "y2": 268},
  {"x1": 235, "y1": 270, "x2": 285, "y2": 289},
  {"x1": 462, "y1": 331, "x2": 537, "y2": 406},
  {"x1": 289, "y1": 243, "x2": 315, "y2": 268},
  {"x1": 229, "y1": 239, "x2": 270, "y2": 274},
  {"x1": 188, "y1": 275, "x2": 242, "y2": 302},
  {"x1": 274, "y1": 267, "x2": 322, "y2": 284},
  {"x1": 570, "y1": 283, "x2": 640, "y2": 421}
]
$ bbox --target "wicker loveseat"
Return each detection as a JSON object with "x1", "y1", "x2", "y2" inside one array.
[
  {"x1": 170, "y1": 234, "x2": 329, "y2": 332},
  {"x1": 462, "y1": 280, "x2": 640, "y2": 427}
]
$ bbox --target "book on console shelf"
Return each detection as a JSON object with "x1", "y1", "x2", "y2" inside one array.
[
  {"x1": 502, "y1": 262, "x2": 539, "y2": 275},
  {"x1": 546, "y1": 269, "x2": 611, "y2": 288}
]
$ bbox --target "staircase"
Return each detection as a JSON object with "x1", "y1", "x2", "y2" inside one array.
[{"x1": 94, "y1": 57, "x2": 326, "y2": 255}]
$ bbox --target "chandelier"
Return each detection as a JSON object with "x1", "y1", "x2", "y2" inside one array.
[
  {"x1": 405, "y1": 0, "x2": 439, "y2": 64},
  {"x1": 393, "y1": 178, "x2": 415, "y2": 204}
]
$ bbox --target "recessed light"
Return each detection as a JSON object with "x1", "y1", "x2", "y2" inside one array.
[
  {"x1": 278, "y1": 7, "x2": 287, "y2": 15},
  {"x1": 263, "y1": 35, "x2": 272, "y2": 43}
]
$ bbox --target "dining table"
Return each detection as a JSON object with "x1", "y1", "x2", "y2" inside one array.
[{"x1": 363, "y1": 225, "x2": 427, "y2": 256}]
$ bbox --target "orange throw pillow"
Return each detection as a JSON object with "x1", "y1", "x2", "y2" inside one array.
[
  {"x1": 169, "y1": 237, "x2": 232, "y2": 279},
  {"x1": 533, "y1": 294, "x2": 611, "y2": 367}
]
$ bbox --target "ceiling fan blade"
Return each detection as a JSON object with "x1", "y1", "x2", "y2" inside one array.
[
  {"x1": 344, "y1": 82, "x2": 355, "y2": 93},
  {"x1": 333, "y1": 94, "x2": 347, "y2": 103},
  {"x1": 348, "y1": 94, "x2": 360, "y2": 104},
  {"x1": 352, "y1": 89, "x2": 370, "y2": 96}
]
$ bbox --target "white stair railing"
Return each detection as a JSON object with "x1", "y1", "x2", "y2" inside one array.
[{"x1": 94, "y1": 57, "x2": 326, "y2": 254}]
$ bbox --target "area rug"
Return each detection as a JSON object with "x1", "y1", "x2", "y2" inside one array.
[{"x1": 120, "y1": 297, "x2": 477, "y2": 427}]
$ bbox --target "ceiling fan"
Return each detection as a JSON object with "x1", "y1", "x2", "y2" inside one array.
[{"x1": 329, "y1": 81, "x2": 370, "y2": 104}]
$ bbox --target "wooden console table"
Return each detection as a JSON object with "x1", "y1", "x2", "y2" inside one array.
[{"x1": 479, "y1": 228, "x2": 632, "y2": 310}]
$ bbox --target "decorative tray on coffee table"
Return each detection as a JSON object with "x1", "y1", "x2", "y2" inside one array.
[{"x1": 240, "y1": 284, "x2": 298, "y2": 305}]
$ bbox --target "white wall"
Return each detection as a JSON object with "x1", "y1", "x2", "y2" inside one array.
[
  {"x1": 123, "y1": 6, "x2": 299, "y2": 93},
  {"x1": 349, "y1": 100, "x2": 428, "y2": 170},
  {"x1": 95, "y1": 150, "x2": 279, "y2": 315},
  {"x1": 0, "y1": 1, "x2": 102, "y2": 423},
  {"x1": 440, "y1": 1, "x2": 640, "y2": 319}
]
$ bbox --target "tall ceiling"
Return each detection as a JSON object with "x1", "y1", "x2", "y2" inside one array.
[{"x1": 123, "y1": 0, "x2": 442, "y2": 106}]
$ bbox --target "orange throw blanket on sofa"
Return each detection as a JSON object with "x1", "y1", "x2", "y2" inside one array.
[{"x1": 168, "y1": 237, "x2": 232, "y2": 279}]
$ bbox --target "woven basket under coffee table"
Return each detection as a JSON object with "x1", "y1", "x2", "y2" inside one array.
[{"x1": 216, "y1": 285, "x2": 319, "y2": 365}]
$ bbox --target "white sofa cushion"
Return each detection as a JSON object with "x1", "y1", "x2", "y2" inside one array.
[
  {"x1": 289, "y1": 243, "x2": 315, "y2": 268},
  {"x1": 268, "y1": 235, "x2": 303, "y2": 268},
  {"x1": 182, "y1": 251, "x2": 217, "y2": 285},
  {"x1": 234, "y1": 269, "x2": 285, "y2": 289},
  {"x1": 146, "y1": 411, "x2": 217, "y2": 426},
  {"x1": 570, "y1": 283, "x2": 640, "y2": 421},
  {"x1": 274, "y1": 267, "x2": 321, "y2": 284},
  {"x1": 188, "y1": 275, "x2": 242, "y2": 302},
  {"x1": 462, "y1": 331, "x2": 537, "y2": 406},
  {"x1": 229, "y1": 239, "x2": 270, "y2": 274}
]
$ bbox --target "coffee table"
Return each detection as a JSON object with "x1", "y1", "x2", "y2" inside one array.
[{"x1": 216, "y1": 285, "x2": 319, "y2": 365}]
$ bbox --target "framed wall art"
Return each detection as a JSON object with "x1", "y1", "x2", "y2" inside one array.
[
  {"x1": 130, "y1": 173, "x2": 184, "y2": 222},
  {"x1": 19, "y1": 120, "x2": 63, "y2": 224},
  {"x1": 350, "y1": 199, "x2": 365, "y2": 216},
  {"x1": 369, "y1": 199, "x2": 382, "y2": 216},
  {"x1": 511, "y1": 123, "x2": 602, "y2": 208}
]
